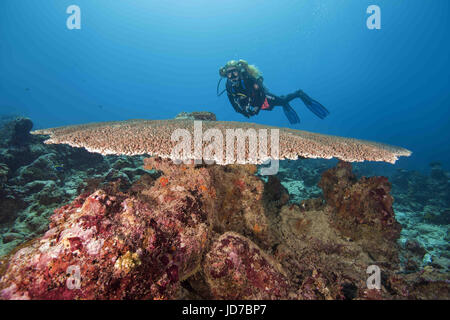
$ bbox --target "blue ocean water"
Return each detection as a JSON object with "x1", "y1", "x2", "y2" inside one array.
[{"x1": 0, "y1": 0, "x2": 449, "y2": 172}]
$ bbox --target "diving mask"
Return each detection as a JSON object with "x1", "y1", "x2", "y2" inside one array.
[{"x1": 226, "y1": 68, "x2": 240, "y2": 82}]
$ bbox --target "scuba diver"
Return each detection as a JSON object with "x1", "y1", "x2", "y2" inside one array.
[{"x1": 217, "y1": 59, "x2": 330, "y2": 124}]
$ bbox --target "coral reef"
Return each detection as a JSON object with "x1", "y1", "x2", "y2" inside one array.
[
  {"x1": 0, "y1": 116, "x2": 447, "y2": 300},
  {"x1": 391, "y1": 163, "x2": 450, "y2": 216},
  {"x1": 0, "y1": 118, "x2": 155, "y2": 256},
  {"x1": 283, "y1": 159, "x2": 449, "y2": 274},
  {"x1": 275, "y1": 159, "x2": 333, "y2": 203},
  {"x1": 389, "y1": 162, "x2": 450, "y2": 272},
  {"x1": 1, "y1": 156, "x2": 448, "y2": 300}
]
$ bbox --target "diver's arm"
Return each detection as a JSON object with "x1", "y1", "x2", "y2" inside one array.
[
  {"x1": 254, "y1": 77, "x2": 266, "y2": 102},
  {"x1": 227, "y1": 93, "x2": 250, "y2": 118},
  {"x1": 246, "y1": 76, "x2": 265, "y2": 115}
]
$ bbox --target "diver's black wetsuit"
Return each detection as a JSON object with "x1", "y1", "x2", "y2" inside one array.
[
  {"x1": 226, "y1": 74, "x2": 301, "y2": 118},
  {"x1": 225, "y1": 71, "x2": 330, "y2": 124}
]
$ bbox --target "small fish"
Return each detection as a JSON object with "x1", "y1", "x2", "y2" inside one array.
[{"x1": 54, "y1": 164, "x2": 64, "y2": 172}]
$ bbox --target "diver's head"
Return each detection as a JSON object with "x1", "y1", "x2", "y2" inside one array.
[
  {"x1": 219, "y1": 59, "x2": 262, "y2": 83},
  {"x1": 219, "y1": 60, "x2": 247, "y2": 84}
]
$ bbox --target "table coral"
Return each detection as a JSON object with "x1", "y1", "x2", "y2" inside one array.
[{"x1": 31, "y1": 118, "x2": 411, "y2": 164}]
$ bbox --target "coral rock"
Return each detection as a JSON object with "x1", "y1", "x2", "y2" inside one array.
[
  {"x1": 175, "y1": 111, "x2": 217, "y2": 121},
  {"x1": 204, "y1": 232, "x2": 294, "y2": 299},
  {"x1": 0, "y1": 163, "x2": 8, "y2": 183},
  {"x1": 318, "y1": 161, "x2": 401, "y2": 263},
  {"x1": 207, "y1": 164, "x2": 278, "y2": 249},
  {"x1": 0, "y1": 117, "x2": 33, "y2": 147},
  {"x1": 0, "y1": 183, "x2": 210, "y2": 299},
  {"x1": 319, "y1": 161, "x2": 401, "y2": 240}
]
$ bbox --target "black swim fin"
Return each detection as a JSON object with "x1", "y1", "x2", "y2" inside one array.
[
  {"x1": 282, "y1": 104, "x2": 300, "y2": 124},
  {"x1": 297, "y1": 90, "x2": 330, "y2": 119}
]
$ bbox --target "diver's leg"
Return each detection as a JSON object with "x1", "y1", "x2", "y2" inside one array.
[
  {"x1": 282, "y1": 91, "x2": 302, "y2": 103},
  {"x1": 282, "y1": 89, "x2": 330, "y2": 119},
  {"x1": 296, "y1": 90, "x2": 330, "y2": 119},
  {"x1": 281, "y1": 102, "x2": 300, "y2": 124},
  {"x1": 265, "y1": 92, "x2": 300, "y2": 124},
  {"x1": 265, "y1": 92, "x2": 287, "y2": 110}
]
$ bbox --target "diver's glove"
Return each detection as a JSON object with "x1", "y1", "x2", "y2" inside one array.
[{"x1": 244, "y1": 105, "x2": 260, "y2": 116}]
